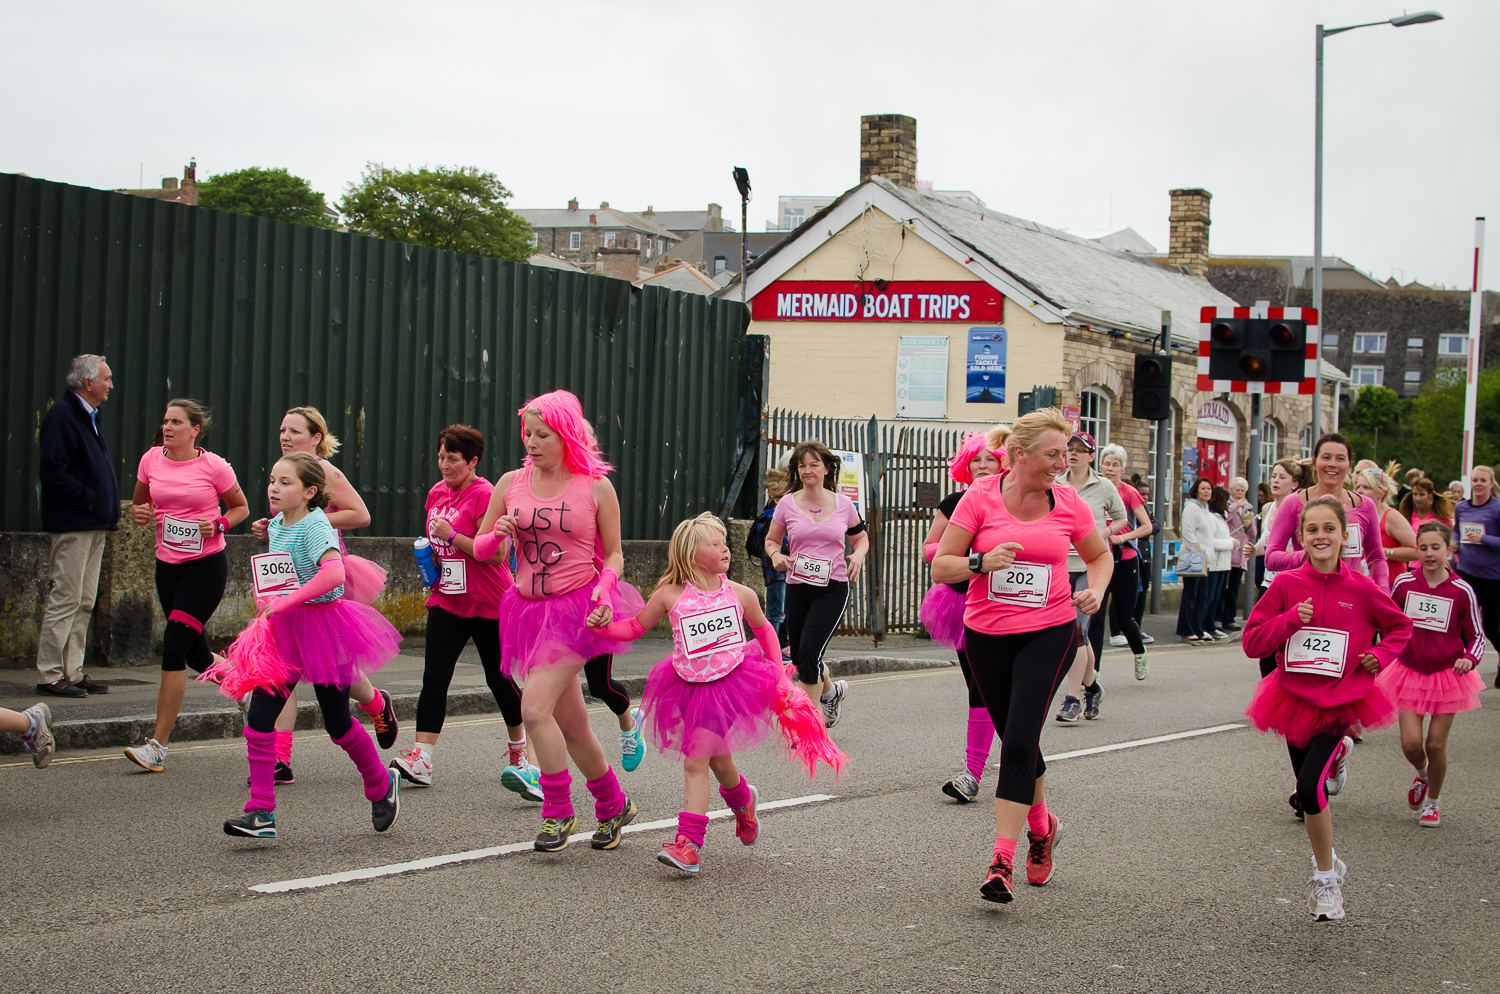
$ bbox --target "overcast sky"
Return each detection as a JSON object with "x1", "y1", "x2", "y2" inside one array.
[{"x1": 4, "y1": 0, "x2": 1494, "y2": 289}]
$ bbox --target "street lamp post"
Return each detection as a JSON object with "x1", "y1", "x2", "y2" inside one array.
[{"x1": 1311, "y1": 11, "x2": 1442, "y2": 440}]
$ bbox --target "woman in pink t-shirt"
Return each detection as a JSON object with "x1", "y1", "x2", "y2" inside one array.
[
  {"x1": 764, "y1": 440, "x2": 870, "y2": 729},
  {"x1": 473, "y1": 390, "x2": 645, "y2": 854},
  {"x1": 123, "y1": 400, "x2": 248, "y2": 773},
  {"x1": 932, "y1": 408, "x2": 1111, "y2": 906}
]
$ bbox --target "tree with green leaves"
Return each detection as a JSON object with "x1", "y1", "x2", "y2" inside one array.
[
  {"x1": 1409, "y1": 366, "x2": 1500, "y2": 484},
  {"x1": 198, "y1": 167, "x2": 335, "y2": 228},
  {"x1": 1341, "y1": 384, "x2": 1410, "y2": 465},
  {"x1": 337, "y1": 164, "x2": 533, "y2": 261}
]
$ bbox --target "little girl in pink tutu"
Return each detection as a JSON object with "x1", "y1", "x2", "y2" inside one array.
[
  {"x1": 1381, "y1": 520, "x2": 1486, "y2": 827},
  {"x1": 1242, "y1": 496, "x2": 1412, "y2": 921},
  {"x1": 208, "y1": 452, "x2": 403, "y2": 839},
  {"x1": 589, "y1": 512, "x2": 845, "y2": 874}
]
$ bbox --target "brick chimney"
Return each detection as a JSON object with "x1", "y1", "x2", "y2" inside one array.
[
  {"x1": 162, "y1": 177, "x2": 178, "y2": 190},
  {"x1": 860, "y1": 114, "x2": 918, "y2": 188},
  {"x1": 1167, "y1": 188, "x2": 1212, "y2": 278},
  {"x1": 568, "y1": 198, "x2": 579, "y2": 211},
  {"x1": 598, "y1": 247, "x2": 639, "y2": 281}
]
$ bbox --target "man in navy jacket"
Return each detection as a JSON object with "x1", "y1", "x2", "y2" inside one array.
[{"x1": 35, "y1": 355, "x2": 119, "y2": 698}]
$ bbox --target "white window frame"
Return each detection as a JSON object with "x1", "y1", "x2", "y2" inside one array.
[
  {"x1": 603, "y1": 230, "x2": 616, "y2": 248},
  {"x1": 1407, "y1": 337, "x2": 1424, "y2": 349},
  {"x1": 569, "y1": 231, "x2": 581, "y2": 251},
  {"x1": 1300, "y1": 426, "x2": 1314, "y2": 460},
  {"x1": 1259, "y1": 421, "x2": 1279, "y2": 483},
  {"x1": 633, "y1": 233, "x2": 641, "y2": 250},
  {"x1": 1078, "y1": 388, "x2": 1110, "y2": 449},
  {"x1": 1148, "y1": 413, "x2": 1175, "y2": 528},
  {"x1": 1351, "y1": 365, "x2": 1384, "y2": 387},
  {"x1": 1404, "y1": 370, "x2": 1422, "y2": 382},
  {"x1": 1440, "y1": 335, "x2": 1469, "y2": 356},
  {"x1": 1352, "y1": 333, "x2": 1387, "y2": 355}
]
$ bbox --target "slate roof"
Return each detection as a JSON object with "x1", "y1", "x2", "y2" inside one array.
[
  {"x1": 516, "y1": 207, "x2": 679, "y2": 241},
  {"x1": 643, "y1": 210, "x2": 721, "y2": 233}
]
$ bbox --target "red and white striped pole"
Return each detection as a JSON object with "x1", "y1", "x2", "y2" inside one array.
[{"x1": 1462, "y1": 217, "x2": 1486, "y2": 496}]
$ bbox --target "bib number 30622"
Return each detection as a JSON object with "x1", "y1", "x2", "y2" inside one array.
[
  {"x1": 791, "y1": 554, "x2": 832, "y2": 586},
  {"x1": 987, "y1": 562, "x2": 1051, "y2": 608},
  {"x1": 680, "y1": 606, "x2": 745, "y2": 658},
  {"x1": 250, "y1": 553, "x2": 300, "y2": 596},
  {"x1": 1283, "y1": 626, "x2": 1350, "y2": 677}
]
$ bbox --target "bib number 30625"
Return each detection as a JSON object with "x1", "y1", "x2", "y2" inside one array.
[
  {"x1": 987, "y1": 562, "x2": 1051, "y2": 608},
  {"x1": 791, "y1": 554, "x2": 832, "y2": 586},
  {"x1": 1283, "y1": 626, "x2": 1350, "y2": 677},
  {"x1": 250, "y1": 553, "x2": 300, "y2": 596},
  {"x1": 680, "y1": 606, "x2": 744, "y2": 658}
]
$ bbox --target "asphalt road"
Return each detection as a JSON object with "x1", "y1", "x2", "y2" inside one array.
[{"x1": 5, "y1": 639, "x2": 1498, "y2": 993}]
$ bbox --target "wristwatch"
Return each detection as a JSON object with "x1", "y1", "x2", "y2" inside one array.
[{"x1": 968, "y1": 551, "x2": 984, "y2": 574}]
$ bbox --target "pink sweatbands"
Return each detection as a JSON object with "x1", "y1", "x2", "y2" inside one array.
[
  {"x1": 472, "y1": 527, "x2": 504, "y2": 562},
  {"x1": 966, "y1": 708, "x2": 994, "y2": 780},
  {"x1": 245, "y1": 728, "x2": 277, "y2": 813},
  {"x1": 924, "y1": 542, "x2": 939, "y2": 563},
  {"x1": 591, "y1": 567, "x2": 620, "y2": 602},
  {"x1": 719, "y1": 776, "x2": 753, "y2": 812},
  {"x1": 594, "y1": 617, "x2": 646, "y2": 641},
  {"x1": 585, "y1": 766, "x2": 626, "y2": 821},
  {"x1": 539, "y1": 769, "x2": 574, "y2": 820},
  {"x1": 677, "y1": 811, "x2": 709, "y2": 847},
  {"x1": 270, "y1": 559, "x2": 346, "y2": 611},
  {"x1": 168, "y1": 609, "x2": 204, "y2": 633},
  {"x1": 751, "y1": 621, "x2": 780, "y2": 663}
]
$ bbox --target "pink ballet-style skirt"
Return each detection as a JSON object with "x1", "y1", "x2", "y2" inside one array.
[
  {"x1": 919, "y1": 583, "x2": 967, "y2": 652},
  {"x1": 497, "y1": 581, "x2": 645, "y2": 681},
  {"x1": 642, "y1": 643, "x2": 781, "y2": 760},
  {"x1": 1245, "y1": 674, "x2": 1396, "y2": 747},
  {"x1": 268, "y1": 598, "x2": 401, "y2": 686},
  {"x1": 340, "y1": 554, "x2": 388, "y2": 606},
  {"x1": 1375, "y1": 661, "x2": 1484, "y2": 715}
]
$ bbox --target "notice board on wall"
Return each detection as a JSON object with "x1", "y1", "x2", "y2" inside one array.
[
  {"x1": 965, "y1": 327, "x2": 1007, "y2": 404},
  {"x1": 896, "y1": 335, "x2": 949, "y2": 419}
]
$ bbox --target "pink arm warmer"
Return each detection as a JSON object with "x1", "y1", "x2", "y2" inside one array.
[
  {"x1": 270, "y1": 559, "x2": 346, "y2": 612},
  {"x1": 924, "y1": 542, "x2": 939, "y2": 563},
  {"x1": 472, "y1": 527, "x2": 504, "y2": 562},
  {"x1": 591, "y1": 567, "x2": 619, "y2": 601},
  {"x1": 752, "y1": 621, "x2": 781, "y2": 661},
  {"x1": 593, "y1": 617, "x2": 645, "y2": 641}
]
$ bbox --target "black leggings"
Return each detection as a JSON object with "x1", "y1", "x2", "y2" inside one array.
[
  {"x1": 154, "y1": 551, "x2": 228, "y2": 672},
  {"x1": 1287, "y1": 729, "x2": 1347, "y2": 816},
  {"x1": 1458, "y1": 571, "x2": 1500, "y2": 663},
  {"x1": 1090, "y1": 558, "x2": 1145, "y2": 663},
  {"x1": 785, "y1": 580, "x2": 849, "y2": 685},
  {"x1": 417, "y1": 606, "x2": 522, "y2": 734},
  {"x1": 964, "y1": 621, "x2": 1079, "y2": 804},
  {"x1": 1109, "y1": 560, "x2": 1149, "y2": 635},
  {"x1": 583, "y1": 654, "x2": 631, "y2": 716},
  {"x1": 956, "y1": 649, "x2": 983, "y2": 708},
  {"x1": 248, "y1": 681, "x2": 354, "y2": 739}
]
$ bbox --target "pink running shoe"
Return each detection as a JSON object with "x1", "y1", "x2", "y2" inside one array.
[
  {"x1": 732, "y1": 783, "x2": 759, "y2": 845},
  {"x1": 657, "y1": 835, "x2": 701, "y2": 873},
  {"x1": 1407, "y1": 773, "x2": 1429, "y2": 811}
]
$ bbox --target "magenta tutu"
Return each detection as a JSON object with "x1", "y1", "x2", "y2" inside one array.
[
  {"x1": 1376, "y1": 661, "x2": 1484, "y2": 715},
  {"x1": 1245, "y1": 674, "x2": 1396, "y2": 747},
  {"x1": 643, "y1": 643, "x2": 782, "y2": 759},
  {"x1": 340, "y1": 554, "x2": 387, "y2": 606},
  {"x1": 919, "y1": 583, "x2": 967, "y2": 651},
  {"x1": 498, "y1": 581, "x2": 645, "y2": 681},
  {"x1": 267, "y1": 598, "x2": 401, "y2": 686},
  {"x1": 200, "y1": 611, "x2": 297, "y2": 697}
]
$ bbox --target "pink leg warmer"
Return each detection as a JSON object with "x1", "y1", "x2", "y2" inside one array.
[
  {"x1": 993, "y1": 836, "x2": 1017, "y2": 863},
  {"x1": 244, "y1": 728, "x2": 278, "y2": 813},
  {"x1": 678, "y1": 811, "x2": 710, "y2": 847},
  {"x1": 1027, "y1": 798, "x2": 1051, "y2": 836},
  {"x1": 966, "y1": 708, "x2": 994, "y2": 780},
  {"x1": 719, "y1": 775, "x2": 752, "y2": 811},
  {"x1": 585, "y1": 766, "x2": 626, "y2": 821},
  {"x1": 332, "y1": 724, "x2": 389, "y2": 802},
  {"x1": 539, "y1": 769, "x2": 574, "y2": 819},
  {"x1": 358, "y1": 691, "x2": 384, "y2": 717},
  {"x1": 275, "y1": 729, "x2": 293, "y2": 764}
]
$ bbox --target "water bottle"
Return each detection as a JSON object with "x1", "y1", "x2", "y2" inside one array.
[{"x1": 413, "y1": 538, "x2": 440, "y2": 586}]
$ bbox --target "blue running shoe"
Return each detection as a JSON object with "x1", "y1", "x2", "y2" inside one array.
[
  {"x1": 501, "y1": 761, "x2": 543, "y2": 803},
  {"x1": 620, "y1": 707, "x2": 646, "y2": 773}
]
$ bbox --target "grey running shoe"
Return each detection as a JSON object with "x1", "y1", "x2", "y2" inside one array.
[
  {"x1": 21, "y1": 703, "x2": 54, "y2": 769},
  {"x1": 820, "y1": 680, "x2": 848, "y2": 729},
  {"x1": 590, "y1": 795, "x2": 638, "y2": 850},
  {"x1": 1055, "y1": 696, "x2": 1082, "y2": 722},
  {"x1": 1308, "y1": 874, "x2": 1346, "y2": 921},
  {"x1": 224, "y1": 809, "x2": 277, "y2": 839},
  {"x1": 535, "y1": 814, "x2": 579, "y2": 853},
  {"x1": 371, "y1": 768, "x2": 400, "y2": 832},
  {"x1": 1083, "y1": 684, "x2": 1104, "y2": 720},
  {"x1": 942, "y1": 771, "x2": 980, "y2": 803}
]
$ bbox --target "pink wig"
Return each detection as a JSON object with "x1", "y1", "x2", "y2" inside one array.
[
  {"x1": 517, "y1": 390, "x2": 614, "y2": 479},
  {"x1": 948, "y1": 433, "x2": 1004, "y2": 485}
]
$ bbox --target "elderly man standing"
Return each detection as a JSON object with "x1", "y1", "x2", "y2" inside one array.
[{"x1": 35, "y1": 354, "x2": 119, "y2": 698}]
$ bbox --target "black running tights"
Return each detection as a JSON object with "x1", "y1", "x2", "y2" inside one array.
[
  {"x1": 417, "y1": 606, "x2": 522, "y2": 734},
  {"x1": 1287, "y1": 729, "x2": 1347, "y2": 816},
  {"x1": 785, "y1": 580, "x2": 850, "y2": 685},
  {"x1": 1089, "y1": 557, "x2": 1145, "y2": 663},
  {"x1": 154, "y1": 551, "x2": 228, "y2": 673},
  {"x1": 963, "y1": 621, "x2": 1079, "y2": 804},
  {"x1": 249, "y1": 682, "x2": 353, "y2": 739},
  {"x1": 582, "y1": 654, "x2": 631, "y2": 716},
  {"x1": 957, "y1": 649, "x2": 983, "y2": 708}
]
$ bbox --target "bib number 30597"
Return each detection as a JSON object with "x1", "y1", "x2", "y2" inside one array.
[
  {"x1": 680, "y1": 606, "x2": 745, "y2": 658},
  {"x1": 791, "y1": 554, "x2": 832, "y2": 586},
  {"x1": 162, "y1": 514, "x2": 204, "y2": 554},
  {"x1": 987, "y1": 562, "x2": 1051, "y2": 608},
  {"x1": 1283, "y1": 626, "x2": 1350, "y2": 677},
  {"x1": 250, "y1": 552, "x2": 300, "y2": 596}
]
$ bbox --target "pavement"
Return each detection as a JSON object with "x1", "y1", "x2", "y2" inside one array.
[{"x1": 4, "y1": 634, "x2": 1498, "y2": 993}]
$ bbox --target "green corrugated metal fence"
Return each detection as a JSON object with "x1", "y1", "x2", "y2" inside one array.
[{"x1": 1, "y1": 173, "x2": 750, "y2": 539}]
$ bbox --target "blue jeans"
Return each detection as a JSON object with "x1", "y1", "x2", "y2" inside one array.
[
  {"x1": 1176, "y1": 575, "x2": 1207, "y2": 637},
  {"x1": 1198, "y1": 570, "x2": 1228, "y2": 635},
  {"x1": 765, "y1": 578, "x2": 787, "y2": 642}
]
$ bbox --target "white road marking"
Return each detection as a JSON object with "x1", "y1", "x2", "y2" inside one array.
[
  {"x1": 249, "y1": 793, "x2": 838, "y2": 894},
  {"x1": 1001, "y1": 723, "x2": 1247, "y2": 768}
]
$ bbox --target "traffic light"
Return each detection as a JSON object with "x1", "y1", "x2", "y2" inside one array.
[
  {"x1": 1206, "y1": 316, "x2": 1307, "y2": 384},
  {"x1": 1132, "y1": 353, "x2": 1171, "y2": 420}
]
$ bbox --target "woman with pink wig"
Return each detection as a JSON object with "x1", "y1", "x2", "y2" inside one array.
[
  {"x1": 920, "y1": 427, "x2": 1007, "y2": 804},
  {"x1": 474, "y1": 390, "x2": 646, "y2": 853}
]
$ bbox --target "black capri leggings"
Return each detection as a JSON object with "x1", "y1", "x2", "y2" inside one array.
[
  {"x1": 249, "y1": 681, "x2": 355, "y2": 739},
  {"x1": 957, "y1": 649, "x2": 983, "y2": 708},
  {"x1": 417, "y1": 606, "x2": 522, "y2": 734},
  {"x1": 1287, "y1": 728, "x2": 1347, "y2": 816},
  {"x1": 785, "y1": 580, "x2": 850, "y2": 685},
  {"x1": 964, "y1": 621, "x2": 1079, "y2": 804},
  {"x1": 1089, "y1": 557, "x2": 1145, "y2": 663},
  {"x1": 154, "y1": 551, "x2": 228, "y2": 673},
  {"x1": 583, "y1": 654, "x2": 631, "y2": 716}
]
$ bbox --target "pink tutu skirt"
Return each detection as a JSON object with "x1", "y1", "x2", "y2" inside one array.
[
  {"x1": 1375, "y1": 661, "x2": 1484, "y2": 715},
  {"x1": 341, "y1": 554, "x2": 387, "y2": 606},
  {"x1": 1245, "y1": 674, "x2": 1396, "y2": 747},
  {"x1": 919, "y1": 583, "x2": 967, "y2": 652},
  {"x1": 268, "y1": 598, "x2": 401, "y2": 687},
  {"x1": 642, "y1": 644, "x2": 781, "y2": 759},
  {"x1": 497, "y1": 581, "x2": 645, "y2": 681}
]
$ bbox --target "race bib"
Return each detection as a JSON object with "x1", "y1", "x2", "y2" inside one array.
[
  {"x1": 680, "y1": 605, "x2": 745, "y2": 658},
  {"x1": 1403, "y1": 591, "x2": 1453, "y2": 633},
  {"x1": 1342, "y1": 523, "x2": 1363, "y2": 559},
  {"x1": 987, "y1": 562, "x2": 1051, "y2": 608},
  {"x1": 250, "y1": 552, "x2": 300, "y2": 596},
  {"x1": 436, "y1": 558, "x2": 467, "y2": 595},
  {"x1": 1461, "y1": 522, "x2": 1485, "y2": 544},
  {"x1": 1284, "y1": 626, "x2": 1350, "y2": 677},
  {"x1": 791, "y1": 553, "x2": 832, "y2": 586},
  {"x1": 162, "y1": 514, "x2": 204, "y2": 554}
]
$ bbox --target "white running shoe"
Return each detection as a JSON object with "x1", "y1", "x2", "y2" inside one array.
[
  {"x1": 942, "y1": 771, "x2": 980, "y2": 803},
  {"x1": 1140, "y1": 633, "x2": 1156, "y2": 645},
  {"x1": 123, "y1": 738, "x2": 168, "y2": 772},
  {"x1": 1309, "y1": 853, "x2": 1348, "y2": 885},
  {"x1": 1325, "y1": 735, "x2": 1353, "y2": 797},
  {"x1": 21, "y1": 703, "x2": 54, "y2": 769},
  {"x1": 390, "y1": 747, "x2": 433, "y2": 786},
  {"x1": 820, "y1": 680, "x2": 848, "y2": 729},
  {"x1": 1308, "y1": 873, "x2": 1346, "y2": 921},
  {"x1": 1108, "y1": 634, "x2": 1127, "y2": 647}
]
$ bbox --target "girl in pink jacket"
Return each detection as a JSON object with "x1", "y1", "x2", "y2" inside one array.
[{"x1": 1242, "y1": 496, "x2": 1412, "y2": 922}]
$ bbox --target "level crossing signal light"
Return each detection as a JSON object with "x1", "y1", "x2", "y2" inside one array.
[
  {"x1": 1132, "y1": 353, "x2": 1171, "y2": 420},
  {"x1": 1197, "y1": 306, "x2": 1319, "y2": 395}
]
